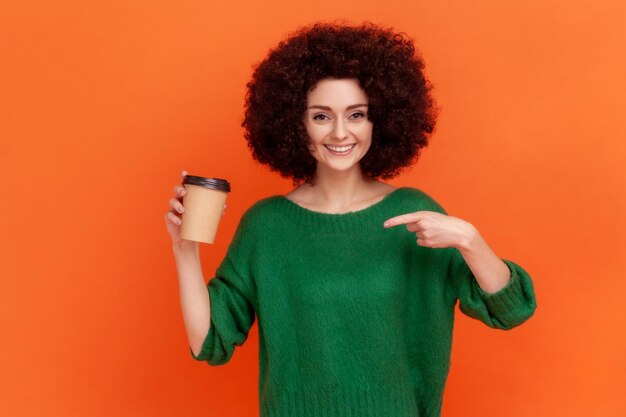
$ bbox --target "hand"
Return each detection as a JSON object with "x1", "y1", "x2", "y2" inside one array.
[
  {"x1": 164, "y1": 169, "x2": 227, "y2": 245},
  {"x1": 383, "y1": 210, "x2": 477, "y2": 249},
  {"x1": 164, "y1": 169, "x2": 190, "y2": 245}
]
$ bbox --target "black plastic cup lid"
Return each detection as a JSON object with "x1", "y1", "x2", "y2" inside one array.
[{"x1": 182, "y1": 175, "x2": 231, "y2": 192}]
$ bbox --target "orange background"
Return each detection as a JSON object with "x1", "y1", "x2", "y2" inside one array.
[{"x1": 1, "y1": 1, "x2": 625, "y2": 416}]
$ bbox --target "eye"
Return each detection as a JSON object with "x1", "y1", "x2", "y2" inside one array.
[
  {"x1": 312, "y1": 114, "x2": 330, "y2": 121},
  {"x1": 349, "y1": 112, "x2": 366, "y2": 119}
]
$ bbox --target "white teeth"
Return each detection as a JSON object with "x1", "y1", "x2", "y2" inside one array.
[{"x1": 325, "y1": 144, "x2": 355, "y2": 152}]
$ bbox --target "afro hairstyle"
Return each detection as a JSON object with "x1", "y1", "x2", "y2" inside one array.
[{"x1": 241, "y1": 21, "x2": 439, "y2": 186}]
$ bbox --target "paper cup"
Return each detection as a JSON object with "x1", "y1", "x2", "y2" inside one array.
[{"x1": 180, "y1": 175, "x2": 231, "y2": 244}]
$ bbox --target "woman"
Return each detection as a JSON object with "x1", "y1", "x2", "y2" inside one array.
[{"x1": 164, "y1": 22, "x2": 537, "y2": 417}]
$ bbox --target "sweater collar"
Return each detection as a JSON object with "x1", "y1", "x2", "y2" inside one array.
[{"x1": 270, "y1": 187, "x2": 410, "y2": 232}]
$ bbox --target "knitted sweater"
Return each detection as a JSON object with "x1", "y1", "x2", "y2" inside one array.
[{"x1": 190, "y1": 187, "x2": 537, "y2": 417}]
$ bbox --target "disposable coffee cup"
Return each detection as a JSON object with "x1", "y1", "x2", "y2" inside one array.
[{"x1": 180, "y1": 175, "x2": 231, "y2": 244}]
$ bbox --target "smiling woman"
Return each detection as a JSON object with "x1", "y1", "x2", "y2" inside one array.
[{"x1": 168, "y1": 20, "x2": 537, "y2": 417}]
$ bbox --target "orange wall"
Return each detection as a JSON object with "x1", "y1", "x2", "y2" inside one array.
[{"x1": 1, "y1": 1, "x2": 625, "y2": 416}]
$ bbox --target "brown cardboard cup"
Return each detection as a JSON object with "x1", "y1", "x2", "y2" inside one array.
[{"x1": 180, "y1": 175, "x2": 231, "y2": 244}]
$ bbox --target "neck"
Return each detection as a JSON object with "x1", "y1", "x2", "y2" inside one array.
[{"x1": 305, "y1": 165, "x2": 377, "y2": 210}]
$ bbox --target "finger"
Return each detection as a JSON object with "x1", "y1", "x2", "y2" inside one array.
[
  {"x1": 406, "y1": 223, "x2": 421, "y2": 233},
  {"x1": 384, "y1": 212, "x2": 424, "y2": 228},
  {"x1": 166, "y1": 211, "x2": 182, "y2": 225},
  {"x1": 181, "y1": 170, "x2": 188, "y2": 179},
  {"x1": 174, "y1": 185, "x2": 187, "y2": 205},
  {"x1": 169, "y1": 197, "x2": 185, "y2": 214},
  {"x1": 173, "y1": 184, "x2": 187, "y2": 197}
]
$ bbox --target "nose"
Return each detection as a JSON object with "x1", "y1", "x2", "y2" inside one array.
[{"x1": 332, "y1": 118, "x2": 349, "y2": 141}]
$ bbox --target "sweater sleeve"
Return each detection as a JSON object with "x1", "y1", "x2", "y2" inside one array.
[
  {"x1": 447, "y1": 247, "x2": 537, "y2": 330},
  {"x1": 189, "y1": 213, "x2": 257, "y2": 366}
]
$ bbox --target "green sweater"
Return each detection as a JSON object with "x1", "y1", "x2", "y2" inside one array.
[{"x1": 190, "y1": 187, "x2": 537, "y2": 417}]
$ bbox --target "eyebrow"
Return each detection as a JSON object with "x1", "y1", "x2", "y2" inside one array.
[{"x1": 306, "y1": 104, "x2": 368, "y2": 111}]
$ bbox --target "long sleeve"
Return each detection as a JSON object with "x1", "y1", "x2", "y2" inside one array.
[
  {"x1": 190, "y1": 214, "x2": 257, "y2": 366},
  {"x1": 447, "y1": 247, "x2": 537, "y2": 330}
]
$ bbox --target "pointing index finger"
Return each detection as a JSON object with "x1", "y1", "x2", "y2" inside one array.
[{"x1": 383, "y1": 212, "x2": 423, "y2": 228}]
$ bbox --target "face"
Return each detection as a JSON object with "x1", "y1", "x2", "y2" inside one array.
[{"x1": 303, "y1": 78, "x2": 373, "y2": 175}]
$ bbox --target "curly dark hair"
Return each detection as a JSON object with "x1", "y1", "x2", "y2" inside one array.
[{"x1": 241, "y1": 21, "x2": 439, "y2": 186}]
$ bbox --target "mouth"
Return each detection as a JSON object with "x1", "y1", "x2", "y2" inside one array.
[{"x1": 323, "y1": 144, "x2": 356, "y2": 155}]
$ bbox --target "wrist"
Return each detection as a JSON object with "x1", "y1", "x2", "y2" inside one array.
[
  {"x1": 172, "y1": 240, "x2": 199, "y2": 255},
  {"x1": 456, "y1": 224, "x2": 481, "y2": 252}
]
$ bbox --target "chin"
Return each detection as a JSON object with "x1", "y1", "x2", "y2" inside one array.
[{"x1": 320, "y1": 162, "x2": 363, "y2": 172}]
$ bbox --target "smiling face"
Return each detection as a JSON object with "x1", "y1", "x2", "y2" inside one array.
[{"x1": 303, "y1": 78, "x2": 373, "y2": 176}]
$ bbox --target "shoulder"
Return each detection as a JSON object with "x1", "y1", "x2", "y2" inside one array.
[
  {"x1": 394, "y1": 186, "x2": 449, "y2": 215},
  {"x1": 235, "y1": 194, "x2": 285, "y2": 229},
  {"x1": 246, "y1": 194, "x2": 284, "y2": 214},
  {"x1": 226, "y1": 195, "x2": 283, "y2": 251}
]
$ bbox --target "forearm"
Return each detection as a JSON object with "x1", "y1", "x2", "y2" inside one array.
[
  {"x1": 457, "y1": 227, "x2": 512, "y2": 294},
  {"x1": 172, "y1": 241, "x2": 211, "y2": 356}
]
